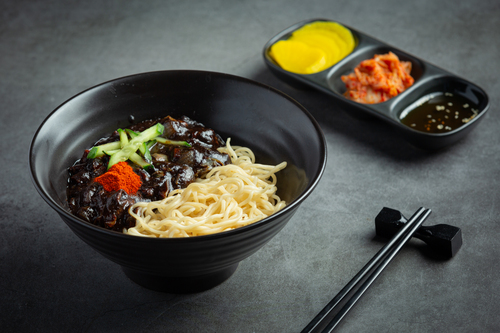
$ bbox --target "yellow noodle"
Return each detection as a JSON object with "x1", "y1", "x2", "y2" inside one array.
[{"x1": 125, "y1": 138, "x2": 286, "y2": 238}]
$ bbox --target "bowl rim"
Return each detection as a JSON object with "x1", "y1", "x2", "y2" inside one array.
[{"x1": 29, "y1": 69, "x2": 327, "y2": 242}]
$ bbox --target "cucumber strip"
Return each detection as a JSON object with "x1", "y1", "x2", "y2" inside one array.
[
  {"x1": 117, "y1": 129, "x2": 129, "y2": 148},
  {"x1": 142, "y1": 142, "x2": 152, "y2": 161},
  {"x1": 143, "y1": 141, "x2": 156, "y2": 161},
  {"x1": 155, "y1": 137, "x2": 191, "y2": 148},
  {"x1": 126, "y1": 129, "x2": 151, "y2": 158},
  {"x1": 87, "y1": 141, "x2": 121, "y2": 159},
  {"x1": 107, "y1": 123, "x2": 164, "y2": 169},
  {"x1": 129, "y1": 152, "x2": 153, "y2": 171},
  {"x1": 125, "y1": 128, "x2": 139, "y2": 138},
  {"x1": 103, "y1": 149, "x2": 120, "y2": 156}
]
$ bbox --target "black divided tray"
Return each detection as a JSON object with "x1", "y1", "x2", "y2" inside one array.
[{"x1": 263, "y1": 18, "x2": 490, "y2": 150}]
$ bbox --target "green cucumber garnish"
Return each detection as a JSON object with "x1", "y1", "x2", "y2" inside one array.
[
  {"x1": 129, "y1": 152, "x2": 153, "y2": 172},
  {"x1": 107, "y1": 123, "x2": 164, "y2": 169},
  {"x1": 155, "y1": 137, "x2": 191, "y2": 148},
  {"x1": 87, "y1": 141, "x2": 121, "y2": 159}
]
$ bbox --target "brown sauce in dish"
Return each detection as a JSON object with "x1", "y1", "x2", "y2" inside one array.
[
  {"x1": 400, "y1": 92, "x2": 479, "y2": 133},
  {"x1": 67, "y1": 115, "x2": 230, "y2": 232}
]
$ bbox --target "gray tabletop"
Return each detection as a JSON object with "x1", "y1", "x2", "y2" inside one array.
[{"x1": 2, "y1": 0, "x2": 499, "y2": 332}]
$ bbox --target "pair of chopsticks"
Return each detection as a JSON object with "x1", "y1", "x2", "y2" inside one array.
[{"x1": 302, "y1": 207, "x2": 432, "y2": 332}]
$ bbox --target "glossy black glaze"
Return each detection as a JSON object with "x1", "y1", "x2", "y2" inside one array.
[
  {"x1": 29, "y1": 70, "x2": 327, "y2": 293},
  {"x1": 263, "y1": 19, "x2": 490, "y2": 150}
]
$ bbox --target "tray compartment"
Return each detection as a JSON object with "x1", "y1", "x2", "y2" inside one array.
[
  {"x1": 327, "y1": 44, "x2": 426, "y2": 103},
  {"x1": 393, "y1": 75, "x2": 489, "y2": 130}
]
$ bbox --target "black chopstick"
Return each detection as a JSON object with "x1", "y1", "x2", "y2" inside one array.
[{"x1": 302, "y1": 207, "x2": 432, "y2": 333}]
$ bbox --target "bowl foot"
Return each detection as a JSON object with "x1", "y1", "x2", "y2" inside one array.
[{"x1": 122, "y1": 263, "x2": 239, "y2": 293}]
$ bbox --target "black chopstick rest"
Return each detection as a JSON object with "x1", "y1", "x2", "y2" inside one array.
[{"x1": 375, "y1": 207, "x2": 462, "y2": 258}]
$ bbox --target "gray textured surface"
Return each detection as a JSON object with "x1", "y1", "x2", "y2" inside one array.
[{"x1": 2, "y1": 0, "x2": 499, "y2": 332}]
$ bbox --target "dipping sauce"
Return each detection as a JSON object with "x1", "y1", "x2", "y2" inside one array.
[
  {"x1": 269, "y1": 21, "x2": 355, "y2": 74},
  {"x1": 341, "y1": 52, "x2": 414, "y2": 104},
  {"x1": 400, "y1": 92, "x2": 479, "y2": 133}
]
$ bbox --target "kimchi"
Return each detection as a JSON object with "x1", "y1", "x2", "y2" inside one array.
[{"x1": 341, "y1": 52, "x2": 414, "y2": 104}]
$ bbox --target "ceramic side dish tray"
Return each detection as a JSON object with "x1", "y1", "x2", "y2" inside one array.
[{"x1": 263, "y1": 19, "x2": 490, "y2": 150}]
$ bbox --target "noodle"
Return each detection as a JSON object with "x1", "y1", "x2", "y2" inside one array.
[{"x1": 125, "y1": 138, "x2": 287, "y2": 237}]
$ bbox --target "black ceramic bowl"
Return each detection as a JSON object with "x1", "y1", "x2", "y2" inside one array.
[{"x1": 30, "y1": 70, "x2": 327, "y2": 293}]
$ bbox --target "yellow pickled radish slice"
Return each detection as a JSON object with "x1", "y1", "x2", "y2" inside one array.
[
  {"x1": 299, "y1": 21, "x2": 355, "y2": 51},
  {"x1": 268, "y1": 21, "x2": 355, "y2": 74},
  {"x1": 304, "y1": 30, "x2": 351, "y2": 64},
  {"x1": 269, "y1": 40, "x2": 327, "y2": 74},
  {"x1": 289, "y1": 31, "x2": 342, "y2": 67}
]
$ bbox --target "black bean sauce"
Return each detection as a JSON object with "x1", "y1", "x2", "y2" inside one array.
[{"x1": 67, "y1": 115, "x2": 230, "y2": 232}]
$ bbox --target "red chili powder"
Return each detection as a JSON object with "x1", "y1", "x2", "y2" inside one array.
[{"x1": 95, "y1": 161, "x2": 142, "y2": 195}]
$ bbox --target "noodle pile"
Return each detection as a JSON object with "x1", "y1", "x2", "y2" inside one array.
[{"x1": 126, "y1": 139, "x2": 287, "y2": 237}]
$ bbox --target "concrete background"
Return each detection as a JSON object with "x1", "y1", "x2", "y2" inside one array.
[{"x1": 2, "y1": 0, "x2": 499, "y2": 332}]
